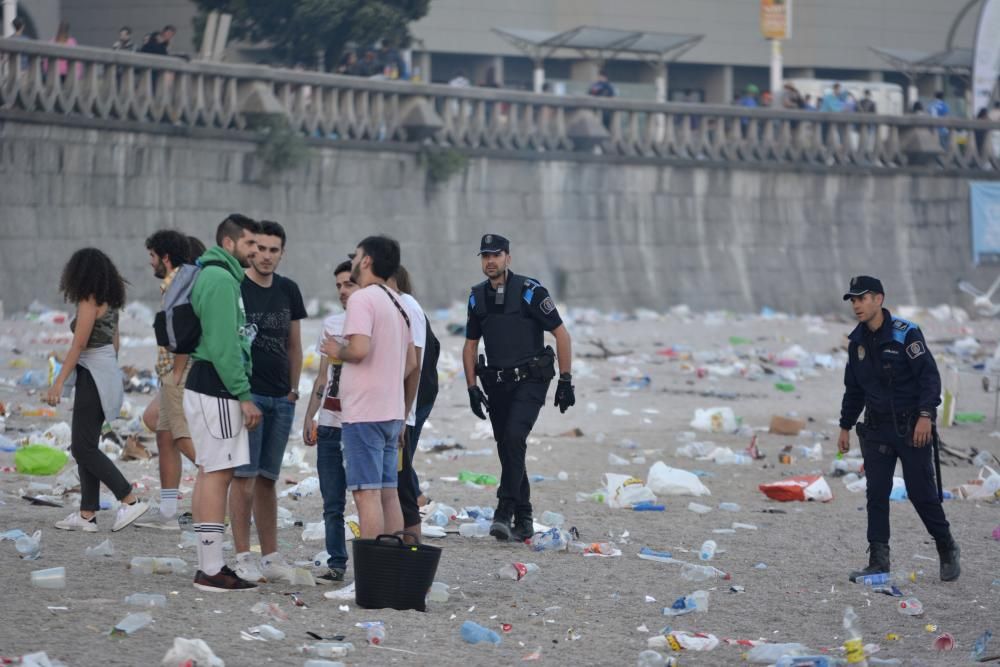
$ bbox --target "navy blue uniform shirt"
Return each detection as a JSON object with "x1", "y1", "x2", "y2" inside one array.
[{"x1": 839, "y1": 308, "x2": 941, "y2": 430}]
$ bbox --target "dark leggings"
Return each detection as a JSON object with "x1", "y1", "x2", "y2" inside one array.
[{"x1": 72, "y1": 366, "x2": 132, "y2": 511}]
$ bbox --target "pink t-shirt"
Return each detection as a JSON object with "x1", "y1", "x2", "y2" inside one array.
[{"x1": 340, "y1": 285, "x2": 412, "y2": 423}]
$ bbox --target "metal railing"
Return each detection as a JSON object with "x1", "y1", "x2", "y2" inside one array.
[{"x1": 2, "y1": 38, "x2": 999, "y2": 173}]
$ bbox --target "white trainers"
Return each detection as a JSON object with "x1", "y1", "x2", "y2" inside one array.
[
  {"x1": 55, "y1": 512, "x2": 98, "y2": 532},
  {"x1": 134, "y1": 505, "x2": 181, "y2": 531},
  {"x1": 260, "y1": 553, "x2": 295, "y2": 583},
  {"x1": 111, "y1": 500, "x2": 149, "y2": 532},
  {"x1": 235, "y1": 553, "x2": 266, "y2": 583}
]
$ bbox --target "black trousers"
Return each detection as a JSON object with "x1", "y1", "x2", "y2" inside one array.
[
  {"x1": 72, "y1": 366, "x2": 132, "y2": 511},
  {"x1": 484, "y1": 378, "x2": 550, "y2": 519},
  {"x1": 860, "y1": 416, "x2": 951, "y2": 545}
]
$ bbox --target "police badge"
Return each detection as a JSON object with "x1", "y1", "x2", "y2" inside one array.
[{"x1": 857, "y1": 345, "x2": 866, "y2": 360}]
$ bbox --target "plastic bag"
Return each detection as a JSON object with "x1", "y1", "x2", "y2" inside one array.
[
  {"x1": 15, "y1": 445, "x2": 69, "y2": 476},
  {"x1": 690, "y1": 407, "x2": 738, "y2": 433},
  {"x1": 745, "y1": 643, "x2": 812, "y2": 664},
  {"x1": 646, "y1": 462, "x2": 711, "y2": 497},
  {"x1": 161, "y1": 637, "x2": 225, "y2": 667},
  {"x1": 602, "y1": 473, "x2": 657, "y2": 509},
  {"x1": 759, "y1": 475, "x2": 833, "y2": 502}
]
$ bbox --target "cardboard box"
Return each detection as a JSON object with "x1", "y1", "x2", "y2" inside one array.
[{"x1": 769, "y1": 415, "x2": 805, "y2": 436}]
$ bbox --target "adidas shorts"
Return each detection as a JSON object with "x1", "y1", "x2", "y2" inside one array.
[{"x1": 183, "y1": 389, "x2": 250, "y2": 473}]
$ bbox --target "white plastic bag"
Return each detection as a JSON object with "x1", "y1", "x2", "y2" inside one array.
[
  {"x1": 689, "y1": 407, "x2": 738, "y2": 433},
  {"x1": 162, "y1": 637, "x2": 225, "y2": 667},
  {"x1": 646, "y1": 462, "x2": 711, "y2": 497},
  {"x1": 602, "y1": 473, "x2": 657, "y2": 508}
]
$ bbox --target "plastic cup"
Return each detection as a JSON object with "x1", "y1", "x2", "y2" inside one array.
[
  {"x1": 31, "y1": 566, "x2": 66, "y2": 589},
  {"x1": 933, "y1": 633, "x2": 955, "y2": 651}
]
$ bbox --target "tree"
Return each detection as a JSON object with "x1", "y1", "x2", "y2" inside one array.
[{"x1": 193, "y1": 0, "x2": 431, "y2": 69}]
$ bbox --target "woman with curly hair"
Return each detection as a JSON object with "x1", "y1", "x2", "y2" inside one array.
[{"x1": 46, "y1": 248, "x2": 149, "y2": 532}]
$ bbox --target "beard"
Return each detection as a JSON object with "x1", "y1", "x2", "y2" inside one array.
[
  {"x1": 350, "y1": 263, "x2": 362, "y2": 285},
  {"x1": 153, "y1": 260, "x2": 168, "y2": 279}
]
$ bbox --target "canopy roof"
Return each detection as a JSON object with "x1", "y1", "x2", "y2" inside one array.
[
  {"x1": 493, "y1": 26, "x2": 703, "y2": 63},
  {"x1": 869, "y1": 46, "x2": 973, "y2": 76}
]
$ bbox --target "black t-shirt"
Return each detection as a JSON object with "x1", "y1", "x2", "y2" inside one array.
[
  {"x1": 465, "y1": 279, "x2": 563, "y2": 339},
  {"x1": 241, "y1": 274, "x2": 307, "y2": 397}
]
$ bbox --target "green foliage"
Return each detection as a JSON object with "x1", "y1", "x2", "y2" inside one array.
[
  {"x1": 253, "y1": 115, "x2": 311, "y2": 176},
  {"x1": 193, "y1": 0, "x2": 431, "y2": 68},
  {"x1": 418, "y1": 147, "x2": 467, "y2": 185}
]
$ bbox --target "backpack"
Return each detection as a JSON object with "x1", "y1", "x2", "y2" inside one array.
[
  {"x1": 153, "y1": 261, "x2": 224, "y2": 354},
  {"x1": 417, "y1": 317, "x2": 440, "y2": 410}
]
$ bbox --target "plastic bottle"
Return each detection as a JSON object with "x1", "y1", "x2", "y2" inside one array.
[
  {"x1": 303, "y1": 661, "x2": 345, "y2": 667},
  {"x1": 365, "y1": 623, "x2": 386, "y2": 645},
  {"x1": 301, "y1": 643, "x2": 354, "y2": 658},
  {"x1": 699, "y1": 540, "x2": 717, "y2": 561},
  {"x1": 687, "y1": 502, "x2": 712, "y2": 514},
  {"x1": 253, "y1": 624, "x2": 286, "y2": 640},
  {"x1": 680, "y1": 562, "x2": 729, "y2": 581},
  {"x1": 123, "y1": 593, "x2": 166, "y2": 608},
  {"x1": 897, "y1": 598, "x2": 924, "y2": 616},
  {"x1": 855, "y1": 571, "x2": 915, "y2": 586},
  {"x1": 498, "y1": 562, "x2": 539, "y2": 581},
  {"x1": 775, "y1": 658, "x2": 834, "y2": 667},
  {"x1": 460, "y1": 620, "x2": 501, "y2": 645},
  {"x1": 312, "y1": 550, "x2": 331, "y2": 568},
  {"x1": 427, "y1": 509, "x2": 450, "y2": 527},
  {"x1": 112, "y1": 612, "x2": 153, "y2": 636},
  {"x1": 459, "y1": 521, "x2": 491, "y2": 537},
  {"x1": 129, "y1": 556, "x2": 189, "y2": 575},
  {"x1": 529, "y1": 528, "x2": 568, "y2": 552},
  {"x1": 637, "y1": 547, "x2": 674, "y2": 563},
  {"x1": 540, "y1": 510, "x2": 565, "y2": 526},
  {"x1": 662, "y1": 590, "x2": 709, "y2": 616},
  {"x1": 718, "y1": 502, "x2": 741, "y2": 512},
  {"x1": 842, "y1": 606, "x2": 869, "y2": 666},
  {"x1": 632, "y1": 502, "x2": 665, "y2": 511}
]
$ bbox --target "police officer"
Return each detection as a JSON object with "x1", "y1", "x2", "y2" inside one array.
[
  {"x1": 838, "y1": 276, "x2": 960, "y2": 582},
  {"x1": 464, "y1": 234, "x2": 575, "y2": 542}
]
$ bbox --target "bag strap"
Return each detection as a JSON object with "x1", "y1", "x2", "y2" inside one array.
[{"x1": 376, "y1": 284, "x2": 410, "y2": 329}]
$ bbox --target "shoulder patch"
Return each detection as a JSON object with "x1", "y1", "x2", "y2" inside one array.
[
  {"x1": 906, "y1": 340, "x2": 926, "y2": 359},
  {"x1": 540, "y1": 296, "x2": 556, "y2": 315},
  {"x1": 469, "y1": 293, "x2": 476, "y2": 308},
  {"x1": 891, "y1": 317, "x2": 916, "y2": 344}
]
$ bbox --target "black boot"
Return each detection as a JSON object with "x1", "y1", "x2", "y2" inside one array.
[
  {"x1": 511, "y1": 512, "x2": 534, "y2": 543},
  {"x1": 936, "y1": 537, "x2": 961, "y2": 582},
  {"x1": 489, "y1": 504, "x2": 513, "y2": 542},
  {"x1": 848, "y1": 542, "x2": 890, "y2": 582}
]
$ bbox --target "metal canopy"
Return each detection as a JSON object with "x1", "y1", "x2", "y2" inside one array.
[
  {"x1": 493, "y1": 25, "x2": 703, "y2": 64},
  {"x1": 870, "y1": 46, "x2": 973, "y2": 75}
]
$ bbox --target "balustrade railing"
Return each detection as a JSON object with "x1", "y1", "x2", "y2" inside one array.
[{"x1": 2, "y1": 38, "x2": 999, "y2": 173}]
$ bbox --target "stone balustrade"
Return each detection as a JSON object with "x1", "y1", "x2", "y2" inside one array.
[{"x1": 2, "y1": 37, "x2": 999, "y2": 174}]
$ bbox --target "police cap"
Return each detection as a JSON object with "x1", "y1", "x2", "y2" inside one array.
[
  {"x1": 843, "y1": 275, "x2": 884, "y2": 301},
  {"x1": 477, "y1": 233, "x2": 510, "y2": 255}
]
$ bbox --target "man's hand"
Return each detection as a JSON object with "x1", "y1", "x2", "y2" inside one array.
[
  {"x1": 912, "y1": 416, "x2": 933, "y2": 448},
  {"x1": 303, "y1": 417, "x2": 317, "y2": 446},
  {"x1": 837, "y1": 428, "x2": 851, "y2": 454},
  {"x1": 468, "y1": 386, "x2": 489, "y2": 420},
  {"x1": 554, "y1": 375, "x2": 575, "y2": 413},
  {"x1": 241, "y1": 400, "x2": 262, "y2": 431},
  {"x1": 320, "y1": 335, "x2": 341, "y2": 360}
]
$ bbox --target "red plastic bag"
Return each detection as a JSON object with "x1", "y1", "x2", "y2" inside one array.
[{"x1": 759, "y1": 475, "x2": 833, "y2": 502}]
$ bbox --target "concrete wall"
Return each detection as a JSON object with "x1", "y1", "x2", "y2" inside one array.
[{"x1": 0, "y1": 117, "x2": 987, "y2": 315}]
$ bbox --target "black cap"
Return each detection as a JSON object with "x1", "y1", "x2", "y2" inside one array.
[
  {"x1": 843, "y1": 275, "x2": 884, "y2": 300},
  {"x1": 477, "y1": 233, "x2": 510, "y2": 255}
]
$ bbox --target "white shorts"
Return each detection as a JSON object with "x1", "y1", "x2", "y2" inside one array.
[{"x1": 183, "y1": 389, "x2": 250, "y2": 473}]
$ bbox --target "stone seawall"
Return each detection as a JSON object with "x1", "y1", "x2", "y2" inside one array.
[{"x1": 0, "y1": 118, "x2": 985, "y2": 315}]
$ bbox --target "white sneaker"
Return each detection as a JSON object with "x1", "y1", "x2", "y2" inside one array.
[
  {"x1": 260, "y1": 553, "x2": 295, "y2": 583},
  {"x1": 134, "y1": 506, "x2": 181, "y2": 531},
  {"x1": 235, "y1": 554, "x2": 266, "y2": 583},
  {"x1": 55, "y1": 512, "x2": 98, "y2": 532},
  {"x1": 111, "y1": 500, "x2": 150, "y2": 532}
]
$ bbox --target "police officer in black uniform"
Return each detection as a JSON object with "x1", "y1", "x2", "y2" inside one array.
[
  {"x1": 464, "y1": 234, "x2": 575, "y2": 542},
  {"x1": 838, "y1": 276, "x2": 960, "y2": 582}
]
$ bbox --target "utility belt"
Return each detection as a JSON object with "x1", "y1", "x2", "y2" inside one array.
[
  {"x1": 862, "y1": 405, "x2": 916, "y2": 431},
  {"x1": 476, "y1": 346, "x2": 556, "y2": 387}
]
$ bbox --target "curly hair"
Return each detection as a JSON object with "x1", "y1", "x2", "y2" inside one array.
[
  {"x1": 145, "y1": 229, "x2": 190, "y2": 267},
  {"x1": 58, "y1": 248, "x2": 127, "y2": 309}
]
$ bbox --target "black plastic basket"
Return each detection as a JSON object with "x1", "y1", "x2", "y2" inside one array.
[{"x1": 353, "y1": 533, "x2": 442, "y2": 612}]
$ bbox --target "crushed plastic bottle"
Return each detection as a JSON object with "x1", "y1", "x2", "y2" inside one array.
[
  {"x1": 498, "y1": 562, "x2": 539, "y2": 581},
  {"x1": 699, "y1": 539, "x2": 717, "y2": 561},
  {"x1": 687, "y1": 502, "x2": 712, "y2": 514},
  {"x1": 530, "y1": 528, "x2": 569, "y2": 552},
  {"x1": 365, "y1": 624, "x2": 386, "y2": 645},
  {"x1": 251, "y1": 624, "x2": 285, "y2": 641},
  {"x1": 458, "y1": 470, "x2": 499, "y2": 486},
  {"x1": 843, "y1": 606, "x2": 869, "y2": 666},
  {"x1": 458, "y1": 520, "x2": 491, "y2": 538},
  {"x1": 680, "y1": 562, "x2": 729, "y2": 581},
  {"x1": 632, "y1": 502, "x2": 665, "y2": 511},
  {"x1": 15, "y1": 530, "x2": 42, "y2": 560},
  {"x1": 427, "y1": 508, "x2": 450, "y2": 527},
  {"x1": 718, "y1": 502, "x2": 741, "y2": 512},
  {"x1": 85, "y1": 538, "x2": 115, "y2": 558},
  {"x1": 662, "y1": 590, "x2": 709, "y2": 616},
  {"x1": 112, "y1": 612, "x2": 153, "y2": 636},
  {"x1": 129, "y1": 556, "x2": 189, "y2": 575},
  {"x1": 856, "y1": 571, "x2": 916, "y2": 587},
  {"x1": 637, "y1": 547, "x2": 674, "y2": 563},
  {"x1": 897, "y1": 598, "x2": 924, "y2": 616},
  {"x1": 461, "y1": 620, "x2": 502, "y2": 645},
  {"x1": 300, "y1": 642, "x2": 355, "y2": 658},
  {"x1": 124, "y1": 593, "x2": 166, "y2": 608}
]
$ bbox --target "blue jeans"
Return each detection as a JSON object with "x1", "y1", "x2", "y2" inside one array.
[
  {"x1": 317, "y1": 426, "x2": 347, "y2": 571},
  {"x1": 234, "y1": 393, "x2": 296, "y2": 481}
]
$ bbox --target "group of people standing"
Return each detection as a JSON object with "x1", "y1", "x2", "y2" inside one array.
[{"x1": 46, "y1": 219, "x2": 576, "y2": 592}]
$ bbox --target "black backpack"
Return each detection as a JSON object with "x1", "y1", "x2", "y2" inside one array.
[{"x1": 416, "y1": 317, "x2": 440, "y2": 410}]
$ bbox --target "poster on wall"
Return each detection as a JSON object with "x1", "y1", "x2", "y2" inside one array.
[
  {"x1": 971, "y1": 181, "x2": 1000, "y2": 264},
  {"x1": 760, "y1": 0, "x2": 792, "y2": 40}
]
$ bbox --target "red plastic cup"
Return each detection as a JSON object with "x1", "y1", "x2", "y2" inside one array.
[{"x1": 933, "y1": 633, "x2": 955, "y2": 651}]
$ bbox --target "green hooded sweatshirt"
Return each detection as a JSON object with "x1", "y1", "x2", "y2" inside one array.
[{"x1": 190, "y1": 246, "x2": 253, "y2": 401}]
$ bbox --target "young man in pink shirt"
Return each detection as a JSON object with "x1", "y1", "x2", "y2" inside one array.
[{"x1": 323, "y1": 236, "x2": 417, "y2": 539}]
